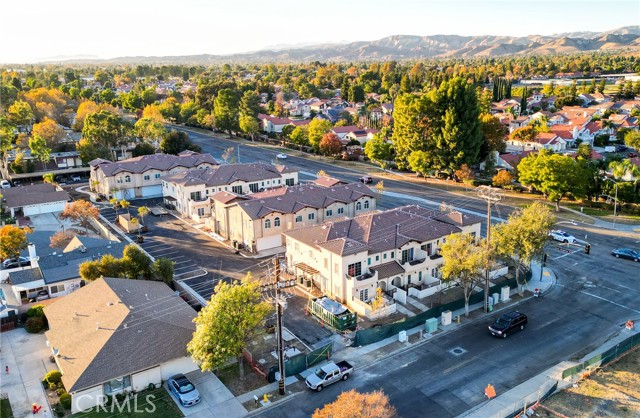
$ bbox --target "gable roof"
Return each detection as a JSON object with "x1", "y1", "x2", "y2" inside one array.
[
  {"x1": 7, "y1": 268, "x2": 44, "y2": 286},
  {"x1": 285, "y1": 205, "x2": 472, "y2": 256},
  {"x1": 314, "y1": 176, "x2": 346, "y2": 188},
  {"x1": 161, "y1": 163, "x2": 296, "y2": 188},
  {"x1": 237, "y1": 182, "x2": 376, "y2": 220},
  {"x1": 38, "y1": 242, "x2": 127, "y2": 284},
  {"x1": 91, "y1": 153, "x2": 218, "y2": 176},
  {"x1": 44, "y1": 278, "x2": 196, "y2": 393},
  {"x1": 2, "y1": 183, "x2": 70, "y2": 208}
]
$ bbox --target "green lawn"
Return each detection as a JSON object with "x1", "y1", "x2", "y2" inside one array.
[
  {"x1": 71, "y1": 388, "x2": 182, "y2": 418},
  {"x1": 1, "y1": 398, "x2": 14, "y2": 418}
]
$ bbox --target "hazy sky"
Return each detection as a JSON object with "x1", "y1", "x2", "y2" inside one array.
[{"x1": 1, "y1": 0, "x2": 638, "y2": 63}]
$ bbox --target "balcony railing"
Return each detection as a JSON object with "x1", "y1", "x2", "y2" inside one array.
[
  {"x1": 407, "y1": 257, "x2": 427, "y2": 266},
  {"x1": 346, "y1": 271, "x2": 377, "y2": 281}
]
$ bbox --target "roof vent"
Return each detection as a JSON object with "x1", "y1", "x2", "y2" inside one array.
[
  {"x1": 123, "y1": 323, "x2": 128, "y2": 329},
  {"x1": 174, "y1": 291, "x2": 180, "y2": 297},
  {"x1": 80, "y1": 246, "x2": 87, "y2": 253}
]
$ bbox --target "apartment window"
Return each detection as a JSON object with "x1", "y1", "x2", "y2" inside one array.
[
  {"x1": 401, "y1": 248, "x2": 414, "y2": 264},
  {"x1": 278, "y1": 179, "x2": 281, "y2": 184},
  {"x1": 418, "y1": 271, "x2": 423, "y2": 281},
  {"x1": 143, "y1": 175, "x2": 150, "y2": 181},
  {"x1": 249, "y1": 183, "x2": 259, "y2": 193},
  {"x1": 364, "y1": 200, "x2": 370, "y2": 209},
  {"x1": 190, "y1": 192, "x2": 201, "y2": 201},
  {"x1": 274, "y1": 217, "x2": 280, "y2": 227},
  {"x1": 367, "y1": 258, "x2": 371, "y2": 265},
  {"x1": 337, "y1": 207, "x2": 344, "y2": 215},
  {"x1": 103, "y1": 375, "x2": 131, "y2": 395},
  {"x1": 261, "y1": 182, "x2": 264, "y2": 186},
  {"x1": 359, "y1": 289, "x2": 369, "y2": 302},
  {"x1": 308, "y1": 213, "x2": 315, "y2": 221},
  {"x1": 408, "y1": 275, "x2": 412, "y2": 285},
  {"x1": 326, "y1": 209, "x2": 333, "y2": 217},
  {"x1": 124, "y1": 175, "x2": 131, "y2": 183},
  {"x1": 286, "y1": 178, "x2": 295, "y2": 186},
  {"x1": 232, "y1": 185, "x2": 243, "y2": 194},
  {"x1": 264, "y1": 219, "x2": 271, "y2": 229},
  {"x1": 390, "y1": 252, "x2": 394, "y2": 259},
  {"x1": 347, "y1": 262, "x2": 361, "y2": 277},
  {"x1": 116, "y1": 178, "x2": 123, "y2": 184},
  {"x1": 375, "y1": 255, "x2": 379, "y2": 261},
  {"x1": 334, "y1": 263, "x2": 339, "y2": 274},
  {"x1": 197, "y1": 208, "x2": 205, "y2": 216},
  {"x1": 50, "y1": 284, "x2": 64, "y2": 294},
  {"x1": 421, "y1": 243, "x2": 432, "y2": 256},
  {"x1": 155, "y1": 173, "x2": 161, "y2": 179},
  {"x1": 295, "y1": 215, "x2": 303, "y2": 222},
  {"x1": 356, "y1": 202, "x2": 362, "y2": 211},
  {"x1": 383, "y1": 253, "x2": 387, "y2": 260}
]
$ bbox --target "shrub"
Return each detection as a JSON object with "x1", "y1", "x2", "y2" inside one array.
[
  {"x1": 25, "y1": 317, "x2": 45, "y2": 333},
  {"x1": 56, "y1": 388, "x2": 66, "y2": 396},
  {"x1": 27, "y1": 305, "x2": 46, "y2": 318},
  {"x1": 53, "y1": 402, "x2": 66, "y2": 417},
  {"x1": 44, "y1": 370, "x2": 62, "y2": 385},
  {"x1": 59, "y1": 393, "x2": 72, "y2": 410}
]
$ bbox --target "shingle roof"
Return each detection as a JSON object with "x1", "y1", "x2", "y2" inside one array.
[
  {"x1": 7, "y1": 268, "x2": 44, "y2": 285},
  {"x1": 38, "y1": 242, "x2": 127, "y2": 284},
  {"x1": 285, "y1": 205, "x2": 466, "y2": 256},
  {"x1": 91, "y1": 153, "x2": 218, "y2": 176},
  {"x1": 45, "y1": 278, "x2": 196, "y2": 393},
  {"x1": 2, "y1": 183, "x2": 70, "y2": 208},
  {"x1": 237, "y1": 182, "x2": 376, "y2": 220},
  {"x1": 161, "y1": 163, "x2": 295, "y2": 187},
  {"x1": 371, "y1": 261, "x2": 405, "y2": 279},
  {"x1": 314, "y1": 176, "x2": 346, "y2": 187}
]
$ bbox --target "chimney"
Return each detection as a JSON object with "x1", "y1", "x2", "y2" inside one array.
[{"x1": 27, "y1": 243, "x2": 39, "y2": 268}]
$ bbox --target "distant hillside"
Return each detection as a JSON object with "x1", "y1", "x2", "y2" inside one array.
[{"x1": 43, "y1": 26, "x2": 640, "y2": 65}]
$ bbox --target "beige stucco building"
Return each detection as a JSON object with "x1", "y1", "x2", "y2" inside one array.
[
  {"x1": 89, "y1": 151, "x2": 218, "y2": 200},
  {"x1": 284, "y1": 206, "x2": 483, "y2": 311},
  {"x1": 210, "y1": 182, "x2": 377, "y2": 254},
  {"x1": 161, "y1": 162, "x2": 298, "y2": 221}
]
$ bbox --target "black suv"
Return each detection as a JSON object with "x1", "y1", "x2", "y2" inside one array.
[{"x1": 488, "y1": 311, "x2": 528, "y2": 338}]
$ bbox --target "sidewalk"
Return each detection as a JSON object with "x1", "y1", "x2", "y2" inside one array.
[{"x1": 558, "y1": 205, "x2": 640, "y2": 232}]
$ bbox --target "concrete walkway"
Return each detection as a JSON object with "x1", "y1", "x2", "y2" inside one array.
[
  {"x1": 0, "y1": 328, "x2": 56, "y2": 418},
  {"x1": 558, "y1": 204, "x2": 640, "y2": 232}
]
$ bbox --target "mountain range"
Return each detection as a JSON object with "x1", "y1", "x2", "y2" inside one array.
[{"x1": 45, "y1": 26, "x2": 640, "y2": 65}]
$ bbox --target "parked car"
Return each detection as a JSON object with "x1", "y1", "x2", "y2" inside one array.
[
  {"x1": 488, "y1": 311, "x2": 528, "y2": 338},
  {"x1": 0, "y1": 180, "x2": 11, "y2": 188},
  {"x1": 2, "y1": 257, "x2": 30, "y2": 269},
  {"x1": 359, "y1": 176, "x2": 373, "y2": 184},
  {"x1": 615, "y1": 145, "x2": 628, "y2": 153},
  {"x1": 276, "y1": 153, "x2": 288, "y2": 159},
  {"x1": 29, "y1": 290, "x2": 50, "y2": 303},
  {"x1": 71, "y1": 175, "x2": 82, "y2": 182},
  {"x1": 629, "y1": 152, "x2": 638, "y2": 158},
  {"x1": 611, "y1": 248, "x2": 640, "y2": 262},
  {"x1": 168, "y1": 374, "x2": 201, "y2": 407},
  {"x1": 549, "y1": 230, "x2": 576, "y2": 243},
  {"x1": 305, "y1": 360, "x2": 353, "y2": 392}
]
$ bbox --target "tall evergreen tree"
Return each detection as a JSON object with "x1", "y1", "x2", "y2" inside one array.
[{"x1": 390, "y1": 93, "x2": 427, "y2": 170}]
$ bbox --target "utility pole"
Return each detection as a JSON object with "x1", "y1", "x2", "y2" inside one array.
[
  {"x1": 273, "y1": 257, "x2": 286, "y2": 395},
  {"x1": 475, "y1": 186, "x2": 502, "y2": 313},
  {"x1": 237, "y1": 145, "x2": 241, "y2": 164}
]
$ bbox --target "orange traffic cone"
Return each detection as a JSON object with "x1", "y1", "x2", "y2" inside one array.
[{"x1": 484, "y1": 384, "x2": 496, "y2": 399}]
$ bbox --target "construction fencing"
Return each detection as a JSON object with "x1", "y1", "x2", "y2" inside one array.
[
  {"x1": 267, "y1": 342, "x2": 333, "y2": 382},
  {"x1": 352, "y1": 276, "x2": 521, "y2": 347},
  {"x1": 561, "y1": 331, "x2": 640, "y2": 379}
]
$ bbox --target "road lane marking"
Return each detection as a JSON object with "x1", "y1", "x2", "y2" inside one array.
[{"x1": 556, "y1": 283, "x2": 640, "y2": 314}]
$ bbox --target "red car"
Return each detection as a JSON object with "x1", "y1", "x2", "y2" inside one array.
[{"x1": 629, "y1": 152, "x2": 638, "y2": 158}]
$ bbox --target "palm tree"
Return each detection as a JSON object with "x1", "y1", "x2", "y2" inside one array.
[
  {"x1": 609, "y1": 160, "x2": 640, "y2": 193},
  {"x1": 137, "y1": 206, "x2": 149, "y2": 227}
]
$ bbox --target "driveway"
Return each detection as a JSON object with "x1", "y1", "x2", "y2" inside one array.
[
  {"x1": 0, "y1": 328, "x2": 56, "y2": 418},
  {"x1": 165, "y1": 370, "x2": 246, "y2": 418}
]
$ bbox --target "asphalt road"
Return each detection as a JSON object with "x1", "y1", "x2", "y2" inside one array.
[{"x1": 175, "y1": 127, "x2": 640, "y2": 417}]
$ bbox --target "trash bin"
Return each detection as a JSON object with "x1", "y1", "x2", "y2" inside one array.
[
  {"x1": 304, "y1": 278, "x2": 311, "y2": 288},
  {"x1": 299, "y1": 276, "x2": 304, "y2": 284}
]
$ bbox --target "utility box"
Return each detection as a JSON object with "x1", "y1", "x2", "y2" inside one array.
[
  {"x1": 501, "y1": 286, "x2": 510, "y2": 302},
  {"x1": 425, "y1": 318, "x2": 438, "y2": 333},
  {"x1": 493, "y1": 292, "x2": 500, "y2": 304},
  {"x1": 398, "y1": 330, "x2": 407, "y2": 342},
  {"x1": 441, "y1": 310, "x2": 452, "y2": 326}
]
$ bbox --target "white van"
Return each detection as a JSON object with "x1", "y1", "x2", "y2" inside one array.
[{"x1": 0, "y1": 180, "x2": 11, "y2": 188}]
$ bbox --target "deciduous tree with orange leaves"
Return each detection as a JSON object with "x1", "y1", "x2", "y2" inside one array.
[
  {"x1": 59, "y1": 200, "x2": 99, "y2": 234},
  {"x1": 312, "y1": 389, "x2": 396, "y2": 418}
]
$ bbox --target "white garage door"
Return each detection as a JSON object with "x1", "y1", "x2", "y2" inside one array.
[
  {"x1": 23, "y1": 201, "x2": 67, "y2": 216},
  {"x1": 141, "y1": 185, "x2": 163, "y2": 197},
  {"x1": 256, "y1": 234, "x2": 283, "y2": 252}
]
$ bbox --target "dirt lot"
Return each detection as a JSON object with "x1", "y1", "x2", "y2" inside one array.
[{"x1": 540, "y1": 347, "x2": 640, "y2": 418}]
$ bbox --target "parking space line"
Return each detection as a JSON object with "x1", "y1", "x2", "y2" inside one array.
[
  {"x1": 150, "y1": 250, "x2": 179, "y2": 257},
  {"x1": 144, "y1": 244, "x2": 171, "y2": 250},
  {"x1": 174, "y1": 265, "x2": 199, "y2": 272},
  {"x1": 174, "y1": 263, "x2": 198, "y2": 269}
]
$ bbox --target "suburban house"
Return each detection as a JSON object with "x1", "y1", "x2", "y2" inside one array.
[
  {"x1": 44, "y1": 277, "x2": 198, "y2": 413},
  {"x1": 331, "y1": 125, "x2": 361, "y2": 140},
  {"x1": 509, "y1": 116, "x2": 530, "y2": 132},
  {"x1": 161, "y1": 163, "x2": 298, "y2": 221},
  {"x1": 1, "y1": 183, "x2": 70, "y2": 217},
  {"x1": 1, "y1": 150, "x2": 87, "y2": 182},
  {"x1": 1, "y1": 239, "x2": 126, "y2": 306},
  {"x1": 283, "y1": 206, "x2": 483, "y2": 313},
  {"x1": 258, "y1": 114, "x2": 293, "y2": 134},
  {"x1": 343, "y1": 128, "x2": 379, "y2": 145},
  {"x1": 90, "y1": 151, "x2": 219, "y2": 200},
  {"x1": 210, "y1": 182, "x2": 377, "y2": 254},
  {"x1": 496, "y1": 150, "x2": 534, "y2": 171},
  {"x1": 507, "y1": 132, "x2": 566, "y2": 152},
  {"x1": 491, "y1": 99, "x2": 521, "y2": 116}
]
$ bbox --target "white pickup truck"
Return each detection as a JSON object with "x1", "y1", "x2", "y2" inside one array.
[{"x1": 305, "y1": 360, "x2": 353, "y2": 392}]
